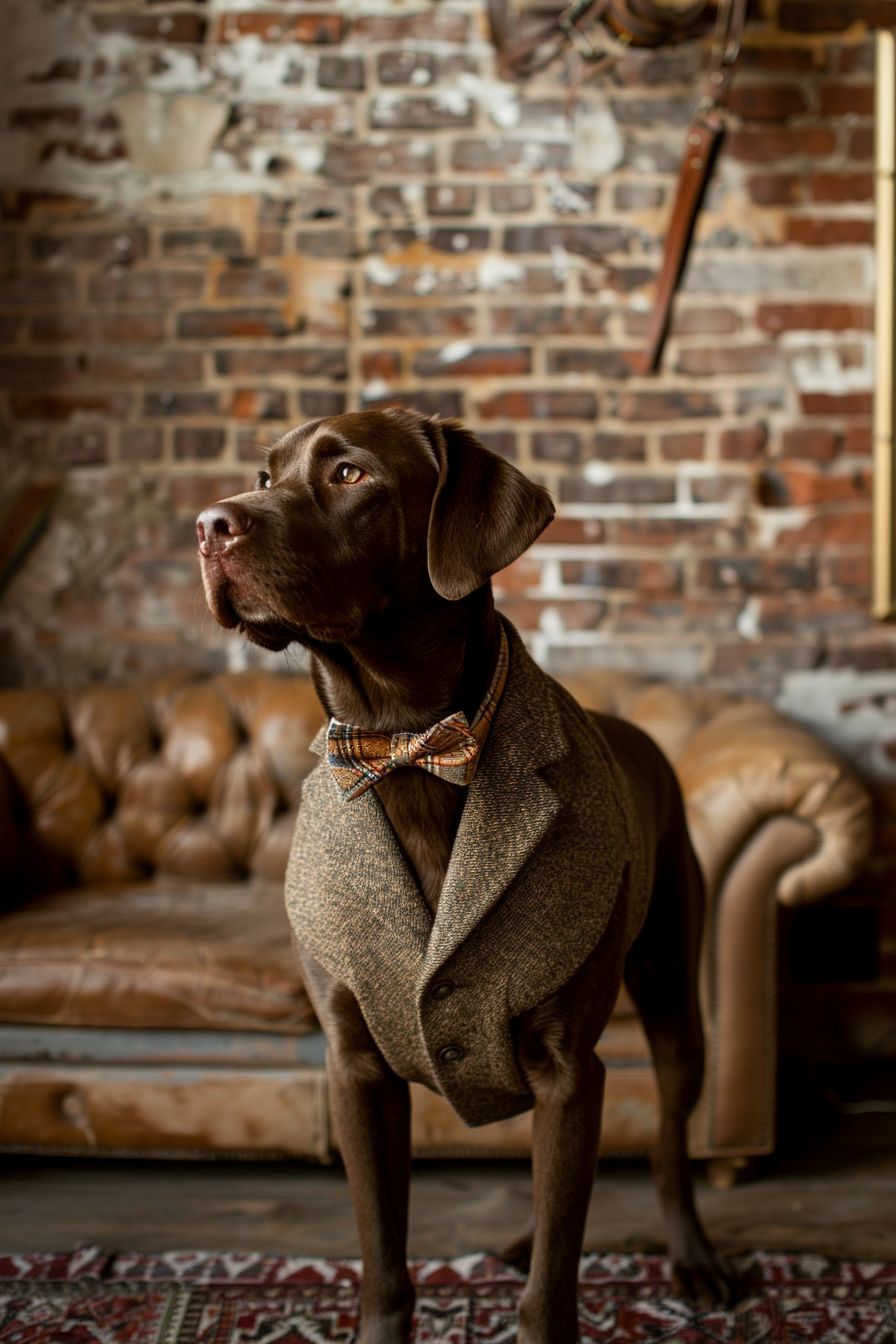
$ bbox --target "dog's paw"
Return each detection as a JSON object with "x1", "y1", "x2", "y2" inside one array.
[
  {"x1": 498, "y1": 1227, "x2": 533, "y2": 1274},
  {"x1": 671, "y1": 1252, "x2": 739, "y2": 1307}
]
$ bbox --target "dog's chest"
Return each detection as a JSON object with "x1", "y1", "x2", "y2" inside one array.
[{"x1": 375, "y1": 770, "x2": 467, "y2": 911}]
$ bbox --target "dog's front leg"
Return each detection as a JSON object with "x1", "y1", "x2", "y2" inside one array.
[
  {"x1": 323, "y1": 991, "x2": 414, "y2": 1343},
  {"x1": 517, "y1": 1046, "x2": 605, "y2": 1344}
]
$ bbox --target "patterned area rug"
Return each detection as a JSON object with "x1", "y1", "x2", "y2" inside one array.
[{"x1": 1, "y1": 1247, "x2": 894, "y2": 1343}]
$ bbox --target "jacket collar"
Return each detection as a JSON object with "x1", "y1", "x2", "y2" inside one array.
[{"x1": 307, "y1": 618, "x2": 569, "y2": 975}]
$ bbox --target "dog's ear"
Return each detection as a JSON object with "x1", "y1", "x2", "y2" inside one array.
[{"x1": 422, "y1": 418, "x2": 555, "y2": 601}]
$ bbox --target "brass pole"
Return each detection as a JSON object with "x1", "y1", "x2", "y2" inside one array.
[{"x1": 874, "y1": 29, "x2": 896, "y2": 620}]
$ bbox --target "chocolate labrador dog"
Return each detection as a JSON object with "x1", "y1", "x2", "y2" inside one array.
[{"x1": 197, "y1": 408, "x2": 733, "y2": 1343}]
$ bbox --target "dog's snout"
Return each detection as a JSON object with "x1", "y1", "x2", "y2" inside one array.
[{"x1": 196, "y1": 502, "x2": 252, "y2": 557}]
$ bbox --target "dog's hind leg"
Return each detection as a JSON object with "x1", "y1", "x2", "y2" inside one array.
[{"x1": 623, "y1": 822, "x2": 737, "y2": 1305}]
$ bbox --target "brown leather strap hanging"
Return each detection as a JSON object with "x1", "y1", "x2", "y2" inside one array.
[
  {"x1": 488, "y1": 0, "x2": 747, "y2": 372},
  {"x1": 633, "y1": 0, "x2": 747, "y2": 372}
]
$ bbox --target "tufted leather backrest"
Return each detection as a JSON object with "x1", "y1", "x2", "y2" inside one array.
[
  {"x1": 0, "y1": 673, "x2": 324, "y2": 892},
  {"x1": 0, "y1": 667, "x2": 742, "y2": 895}
]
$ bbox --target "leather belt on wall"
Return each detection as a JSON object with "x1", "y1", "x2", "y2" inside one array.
[{"x1": 488, "y1": 0, "x2": 748, "y2": 372}]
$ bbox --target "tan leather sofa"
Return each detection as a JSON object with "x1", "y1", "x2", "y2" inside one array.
[{"x1": 0, "y1": 666, "x2": 873, "y2": 1183}]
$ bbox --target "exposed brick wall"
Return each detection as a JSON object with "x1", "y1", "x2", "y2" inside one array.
[{"x1": 0, "y1": 3, "x2": 892, "y2": 689}]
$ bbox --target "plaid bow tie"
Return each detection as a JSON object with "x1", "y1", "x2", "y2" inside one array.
[{"x1": 326, "y1": 626, "x2": 509, "y2": 801}]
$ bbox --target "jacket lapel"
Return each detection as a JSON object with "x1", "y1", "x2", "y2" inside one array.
[{"x1": 422, "y1": 623, "x2": 567, "y2": 979}]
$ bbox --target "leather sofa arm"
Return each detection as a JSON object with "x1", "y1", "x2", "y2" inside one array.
[
  {"x1": 0, "y1": 758, "x2": 24, "y2": 887},
  {"x1": 675, "y1": 701, "x2": 873, "y2": 908}
]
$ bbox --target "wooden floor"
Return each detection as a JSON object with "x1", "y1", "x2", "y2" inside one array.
[{"x1": 2, "y1": 1107, "x2": 894, "y2": 1260}]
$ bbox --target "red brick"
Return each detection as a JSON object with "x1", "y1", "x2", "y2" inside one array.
[
  {"x1": 214, "y1": 349, "x2": 347, "y2": 379},
  {"x1": 546, "y1": 348, "x2": 637, "y2": 378},
  {"x1": 810, "y1": 172, "x2": 873, "y2": 202},
  {"x1": 848, "y1": 126, "x2": 874, "y2": 160},
  {"x1": 9, "y1": 392, "x2": 132, "y2": 420},
  {"x1": 728, "y1": 85, "x2": 810, "y2": 121},
  {"x1": 616, "y1": 389, "x2": 721, "y2": 420},
  {"x1": 799, "y1": 391, "x2": 872, "y2": 416},
  {"x1": 119, "y1": 428, "x2": 164, "y2": 462},
  {"x1": 215, "y1": 13, "x2": 344, "y2": 43},
  {"x1": 478, "y1": 390, "x2": 597, "y2": 420},
  {"x1": 843, "y1": 423, "x2": 872, "y2": 456},
  {"x1": 214, "y1": 269, "x2": 289, "y2": 300},
  {"x1": 91, "y1": 12, "x2": 207, "y2": 42},
  {"x1": 503, "y1": 223, "x2": 634, "y2": 260},
  {"x1": 323, "y1": 141, "x2": 437, "y2": 182},
  {"x1": 366, "y1": 308, "x2": 476, "y2": 337},
  {"x1": 174, "y1": 428, "x2": 226, "y2": 460},
  {"x1": 674, "y1": 345, "x2": 777, "y2": 376},
  {"x1": 452, "y1": 141, "x2": 570, "y2": 174},
  {"x1": 532, "y1": 431, "x2": 582, "y2": 464},
  {"x1": 227, "y1": 388, "x2": 290, "y2": 420},
  {"x1": 819, "y1": 83, "x2": 875, "y2": 116},
  {"x1": 691, "y1": 474, "x2": 753, "y2": 504},
  {"x1": 720, "y1": 424, "x2": 768, "y2": 460},
  {"x1": 747, "y1": 173, "x2": 805, "y2": 206},
  {"x1": 91, "y1": 350, "x2": 204, "y2": 383},
  {"x1": 490, "y1": 306, "x2": 609, "y2": 336},
  {"x1": 560, "y1": 558, "x2": 682, "y2": 592},
  {"x1": 55, "y1": 429, "x2": 108, "y2": 464},
  {"x1": 88, "y1": 270, "x2": 206, "y2": 304},
  {"x1": 728, "y1": 127, "x2": 838, "y2": 161},
  {"x1": 300, "y1": 390, "x2": 347, "y2": 418},
  {"x1": 370, "y1": 95, "x2": 475, "y2": 130},
  {"x1": 352, "y1": 13, "x2": 470, "y2": 40},
  {"x1": 592, "y1": 431, "x2": 647, "y2": 462},
  {"x1": 360, "y1": 352, "x2": 403, "y2": 382},
  {"x1": 770, "y1": 464, "x2": 871, "y2": 506},
  {"x1": 30, "y1": 312, "x2": 168, "y2": 343},
  {"x1": 780, "y1": 426, "x2": 841, "y2": 461},
  {"x1": 698, "y1": 555, "x2": 819, "y2": 592},
  {"x1": 559, "y1": 475, "x2": 676, "y2": 506},
  {"x1": 413, "y1": 347, "x2": 531, "y2": 377},
  {"x1": 540, "y1": 518, "x2": 607, "y2": 546},
  {"x1": 757, "y1": 302, "x2": 873, "y2": 333},
  {"x1": 786, "y1": 217, "x2": 873, "y2": 245},
  {"x1": 494, "y1": 599, "x2": 607, "y2": 633},
  {"x1": 738, "y1": 44, "x2": 820, "y2": 72},
  {"x1": 178, "y1": 309, "x2": 289, "y2": 339},
  {"x1": 143, "y1": 391, "x2": 219, "y2": 418},
  {"x1": 661, "y1": 432, "x2": 706, "y2": 461}
]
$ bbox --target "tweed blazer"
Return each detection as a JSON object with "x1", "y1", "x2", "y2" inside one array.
[{"x1": 285, "y1": 619, "x2": 651, "y2": 1127}]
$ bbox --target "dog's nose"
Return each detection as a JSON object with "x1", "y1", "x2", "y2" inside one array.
[{"x1": 196, "y1": 502, "x2": 252, "y2": 557}]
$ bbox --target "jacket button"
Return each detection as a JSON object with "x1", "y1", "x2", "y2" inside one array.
[
  {"x1": 430, "y1": 979, "x2": 455, "y2": 999},
  {"x1": 438, "y1": 1044, "x2": 465, "y2": 1064}
]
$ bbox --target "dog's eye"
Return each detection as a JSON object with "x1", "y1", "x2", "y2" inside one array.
[
  {"x1": 255, "y1": 470, "x2": 271, "y2": 490},
  {"x1": 334, "y1": 463, "x2": 366, "y2": 485}
]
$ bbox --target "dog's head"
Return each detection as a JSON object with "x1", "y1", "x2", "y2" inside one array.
[{"x1": 196, "y1": 409, "x2": 555, "y2": 650}]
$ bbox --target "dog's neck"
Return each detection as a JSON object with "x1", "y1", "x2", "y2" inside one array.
[{"x1": 308, "y1": 587, "x2": 501, "y2": 734}]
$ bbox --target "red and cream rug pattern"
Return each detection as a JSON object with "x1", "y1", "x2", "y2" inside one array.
[{"x1": 1, "y1": 1247, "x2": 894, "y2": 1342}]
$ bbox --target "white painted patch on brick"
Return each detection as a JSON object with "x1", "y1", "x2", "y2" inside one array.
[
  {"x1": 737, "y1": 596, "x2": 762, "y2": 643},
  {"x1": 539, "y1": 607, "x2": 566, "y2": 636},
  {"x1": 365, "y1": 257, "x2": 400, "y2": 286},
  {"x1": 439, "y1": 341, "x2": 474, "y2": 364},
  {"x1": 411, "y1": 67, "x2": 432, "y2": 86},
  {"x1": 362, "y1": 378, "x2": 392, "y2": 402},
  {"x1": 457, "y1": 73, "x2": 520, "y2": 129},
  {"x1": 753, "y1": 506, "x2": 810, "y2": 549},
  {"x1": 146, "y1": 50, "x2": 211, "y2": 93},
  {"x1": 478, "y1": 256, "x2": 524, "y2": 289},
  {"x1": 548, "y1": 180, "x2": 592, "y2": 214},
  {"x1": 583, "y1": 461, "x2": 615, "y2": 486},
  {"x1": 572, "y1": 103, "x2": 623, "y2": 175},
  {"x1": 434, "y1": 90, "x2": 471, "y2": 117}
]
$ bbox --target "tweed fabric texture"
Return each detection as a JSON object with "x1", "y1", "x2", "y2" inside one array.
[
  {"x1": 325, "y1": 627, "x2": 509, "y2": 800},
  {"x1": 285, "y1": 619, "x2": 650, "y2": 1127}
]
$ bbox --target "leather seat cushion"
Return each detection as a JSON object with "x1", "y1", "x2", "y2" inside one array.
[{"x1": 0, "y1": 880, "x2": 317, "y2": 1033}]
